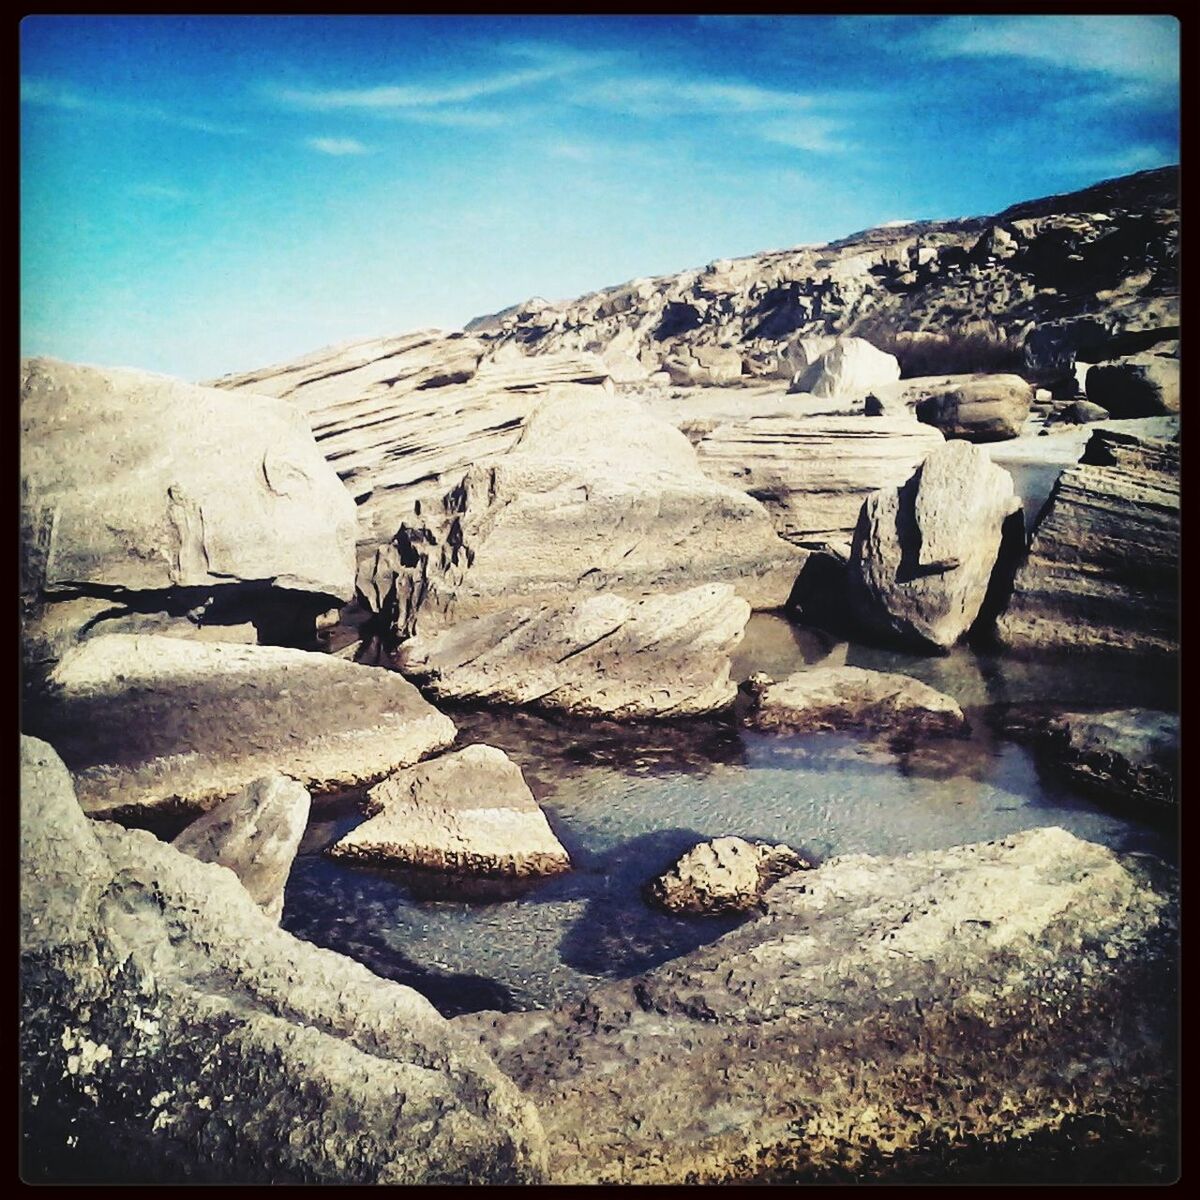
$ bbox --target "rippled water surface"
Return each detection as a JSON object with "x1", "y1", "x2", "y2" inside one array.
[{"x1": 282, "y1": 614, "x2": 1177, "y2": 1016}]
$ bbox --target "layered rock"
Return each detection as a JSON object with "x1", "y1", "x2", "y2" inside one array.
[
  {"x1": 790, "y1": 338, "x2": 900, "y2": 398},
  {"x1": 847, "y1": 442, "x2": 1023, "y2": 650},
  {"x1": 20, "y1": 358, "x2": 358, "y2": 674},
  {"x1": 397, "y1": 584, "x2": 749, "y2": 720},
  {"x1": 377, "y1": 390, "x2": 803, "y2": 639},
  {"x1": 696, "y1": 416, "x2": 944, "y2": 545},
  {"x1": 456, "y1": 826, "x2": 1176, "y2": 1184},
  {"x1": 745, "y1": 667, "x2": 966, "y2": 736},
  {"x1": 646, "y1": 837, "x2": 809, "y2": 915},
  {"x1": 996, "y1": 431, "x2": 1179, "y2": 655},
  {"x1": 330, "y1": 744, "x2": 570, "y2": 876},
  {"x1": 172, "y1": 774, "x2": 311, "y2": 922},
  {"x1": 26, "y1": 634, "x2": 456, "y2": 821},
  {"x1": 20, "y1": 736, "x2": 545, "y2": 1184},
  {"x1": 1085, "y1": 353, "x2": 1180, "y2": 417}
]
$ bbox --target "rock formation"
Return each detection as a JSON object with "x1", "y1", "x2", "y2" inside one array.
[
  {"x1": 1085, "y1": 352, "x2": 1179, "y2": 417},
  {"x1": 847, "y1": 442, "x2": 1023, "y2": 650},
  {"x1": 900, "y1": 375, "x2": 1033, "y2": 441},
  {"x1": 27, "y1": 634, "x2": 456, "y2": 821},
  {"x1": 646, "y1": 836, "x2": 809, "y2": 915},
  {"x1": 330, "y1": 744, "x2": 570, "y2": 876},
  {"x1": 789, "y1": 337, "x2": 901, "y2": 398}
]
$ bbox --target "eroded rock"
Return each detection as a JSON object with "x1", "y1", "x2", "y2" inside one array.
[
  {"x1": 791, "y1": 338, "x2": 900, "y2": 398},
  {"x1": 647, "y1": 836, "x2": 809, "y2": 915},
  {"x1": 910, "y1": 375, "x2": 1033, "y2": 441}
]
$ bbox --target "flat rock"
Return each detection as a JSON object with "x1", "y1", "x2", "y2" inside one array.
[
  {"x1": 1086, "y1": 354, "x2": 1179, "y2": 417},
  {"x1": 790, "y1": 338, "x2": 900, "y2": 398},
  {"x1": 397, "y1": 584, "x2": 749, "y2": 720},
  {"x1": 847, "y1": 441, "x2": 1023, "y2": 650},
  {"x1": 379, "y1": 389, "x2": 803, "y2": 638},
  {"x1": 745, "y1": 666, "x2": 966, "y2": 736},
  {"x1": 647, "y1": 836, "x2": 809, "y2": 915},
  {"x1": 996, "y1": 431, "x2": 1178, "y2": 655},
  {"x1": 27, "y1": 634, "x2": 456, "y2": 820},
  {"x1": 172, "y1": 774, "x2": 311, "y2": 922},
  {"x1": 330, "y1": 744, "x2": 570, "y2": 876},
  {"x1": 20, "y1": 736, "x2": 545, "y2": 1184},
  {"x1": 455, "y1": 826, "x2": 1175, "y2": 1184},
  {"x1": 696, "y1": 416, "x2": 944, "y2": 544}
]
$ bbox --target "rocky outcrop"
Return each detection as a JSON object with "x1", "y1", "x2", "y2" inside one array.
[
  {"x1": 20, "y1": 736, "x2": 545, "y2": 1184},
  {"x1": 847, "y1": 442, "x2": 1023, "y2": 650},
  {"x1": 455, "y1": 826, "x2": 1176, "y2": 1184},
  {"x1": 1085, "y1": 353, "x2": 1179, "y2": 417},
  {"x1": 663, "y1": 344, "x2": 744, "y2": 386},
  {"x1": 376, "y1": 390, "x2": 803, "y2": 638},
  {"x1": 996, "y1": 431, "x2": 1178, "y2": 655},
  {"x1": 790, "y1": 338, "x2": 900, "y2": 398},
  {"x1": 20, "y1": 358, "x2": 359, "y2": 675},
  {"x1": 646, "y1": 837, "x2": 809, "y2": 915},
  {"x1": 865, "y1": 374, "x2": 1033, "y2": 441},
  {"x1": 172, "y1": 774, "x2": 311, "y2": 922},
  {"x1": 330, "y1": 744, "x2": 570, "y2": 876},
  {"x1": 397, "y1": 584, "x2": 749, "y2": 720},
  {"x1": 695, "y1": 416, "x2": 944, "y2": 546},
  {"x1": 745, "y1": 667, "x2": 966, "y2": 736},
  {"x1": 26, "y1": 634, "x2": 456, "y2": 821}
]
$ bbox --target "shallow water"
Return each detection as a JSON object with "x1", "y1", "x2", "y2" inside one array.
[{"x1": 281, "y1": 613, "x2": 1177, "y2": 1017}]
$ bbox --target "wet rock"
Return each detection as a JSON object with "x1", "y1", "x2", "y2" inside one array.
[
  {"x1": 27, "y1": 634, "x2": 456, "y2": 821},
  {"x1": 910, "y1": 375, "x2": 1033, "y2": 442},
  {"x1": 790, "y1": 338, "x2": 901, "y2": 398},
  {"x1": 744, "y1": 667, "x2": 966, "y2": 736},
  {"x1": 847, "y1": 442, "x2": 1023, "y2": 650},
  {"x1": 397, "y1": 584, "x2": 749, "y2": 720},
  {"x1": 380, "y1": 389, "x2": 802, "y2": 639},
  {"x1": 330, "y1": 744, "x2": 570, "y2": 876},
  {"x1": 996, "y1": 431, "x2": 1178, "y2": 655},
  {"x1": 20, "y1": 736, "x2": 545, "y2": 1184},
  {"x1": 455, "y1": 826, "x2": 1175, "y2": 1184},
  {"x1": 1085, "y1": 354, "x2": 1179, "y2": 417},
  {"x1": 696, "y1": 416, "x2": 944, "y2": 545},
  {"x1": 172, "y1": 774, "x2": 311, "y2": 922},
  {"x1": 647, "y1": 836, "x2": 809, "y2": 915}
]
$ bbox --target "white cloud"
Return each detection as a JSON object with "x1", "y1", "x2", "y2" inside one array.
[
  {"x1": 577, "y1": 76, "x2": 821, "y2": 119},
  {"x1": 307, "y1": 137, "x2": 371, "y2": 156},
  {"x1": 758, "y1": 116, "x2": 848, "y2": 154}
]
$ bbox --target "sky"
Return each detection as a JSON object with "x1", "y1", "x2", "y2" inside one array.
[{"x1": 20, "y1": 14, "x2": 1180, "y2": 382}]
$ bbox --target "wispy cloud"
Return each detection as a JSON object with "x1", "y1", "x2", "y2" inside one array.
[
  {"x1": 127, "y1": 182, "x2": 191, "y2": 202},
  {"x1": 758, "y1": 116, "x2": 849, "y2": 154},
  {"x1": 21, "y1": 75, "x2": 249, "y2": 136},
  {"x1": 307, "y1": 136, "x2": 371, "y2": 156},
  {"x1": 1066, "y1": 144, "x2": 1177, "y2": 178}
]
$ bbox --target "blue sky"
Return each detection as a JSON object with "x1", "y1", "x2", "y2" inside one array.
[{"x1": 21, "y1": 15, "x2": 1179, "y2": 382}]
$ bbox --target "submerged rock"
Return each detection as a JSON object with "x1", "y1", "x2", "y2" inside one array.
[
  {"x1": 647, "y1": 836, "x2": 809, "y2": 915},
  {"x1": 455, "y1": 826, "x2": 1176, "y2": 1184},
  {"x1": 20, "y1": 736, "x2": 546, "y2": 1184},
  {"x1": 28, "y1": 634, "x2": 456, "y2": 820},
  {"x1": 172, "y1": 774, "x2": 311, "y2": 922},
  {"x1": 847, "y1": 441, "x2": 1023, "y2": 650},
  {"x1": 330, "y1": 744, "x2": 570, "y2": 876},
  {"x1": 397, "y1": 584, "x2": 749, "y2": 720},
  {"x1": 745, "y1": 667, "x2": 966, "y2": 736}
]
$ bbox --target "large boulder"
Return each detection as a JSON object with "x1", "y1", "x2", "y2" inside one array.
[
  {"x1": 397, "y1": 584, "x2": 749, "y2": 720},
  {"x1": 20, "y1": 358, "x2": 358, "y2": 660},
  {"x1": 696, "y1": 416, "x2": 944, "y2": 545},
  {"x1": 663, "y1": 345, "x2": 744, "y2": 386},
  {"x1": 25, "y1": 634, "x2": 456, "y2": 821},
  {"x1": 330, "y1": 744, "x2": 571, "y2": 876},
  {"x1": 847, "y1": 442, "x2": 1023, "y2": 650},
  {"x1": 995, "y1": 431, "x2": 1178, "y2": 655},
  {"x1": 745, "y1": 667, "x2": 966, "y2": 736},
  {"x1": 377, "y1": 389, "x2": 803, "y2": 639},
  {"x1": 20, "y1": 736, "x2": 545, "y2": 1184},
  {"x1": 1085, "y1": 354, "x2": 1179, "y2": 417},
  {"x1": 910, "y1": 375, "x2": 1033, "y2": 441},
  {"x1": 646, "y1": 836, "x2": 809, "y2": 915},
  {"x1": 790, "y1": 338, "x2": 900, "y2": 398},
  {"x1": 456, "y1": 827, "x2": 1176, "y2": 1184},
  {"x1": 172, "y1": 774, "x2": 311, "y2": 922}
]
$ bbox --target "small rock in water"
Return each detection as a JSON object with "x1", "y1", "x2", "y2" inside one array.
[{"x1": 647, "y1": 836, "x2": 810, "y2": 915}]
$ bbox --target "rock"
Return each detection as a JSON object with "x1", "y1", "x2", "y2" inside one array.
[
  {"x1": 745, "y1": 667, "x2": 966, "y2": 736},
  {"x1": 20, "y1": 358, "x2": 359, "y2": 668},
  {"x1": 1057, "y1": 399, "x2": 1110, "y2": 424},
  {"x1": 663, "y1": 345, "x2": 743, "y2": 386},
  {"x1": 26, "y1": 634, "x2": 456, "y2": 820},
  {"x1": 455, "y1": 827, "x2": 1175, "y2": 1184},
  {"x1": 172, "y1": 774, "x2": 311, "y2": 922},
  {"x1": 696, "y1": 416, "x2": 944, "y2": 545},
  {"x1": 790, "y1": 338, "x2": 901, "y2": 398},
  {"x1": 330, "y1": 745, "x2": 570, "y2": 876},
  {"x1": 647, "y1": 836, "x2": 809, "y2": 915},
  {"x1": 847, "y1": 442, "x2": 1023, "y2": 650},
  {"x1": 397, "y1": 584, "x2": 749, "y2": 720},
  {"x1": 996, "y1": 432, "x2": 1178, "y2": 655},
  {"x1": 20, "y1": 736, "x2": 545, "y2": 1184},
  {"x1": 379, "y1": 390, "x2": 802, "y2": 638},
  {"x1": 1085, "y1": 354, "x2": 1179, "y2": 417},
  {"x1": 777, "y1": 333, "x2": 838, "y2": 379},
  {"x1": 908, "y1": 375, "x2": 1033, "y2": 441}
]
